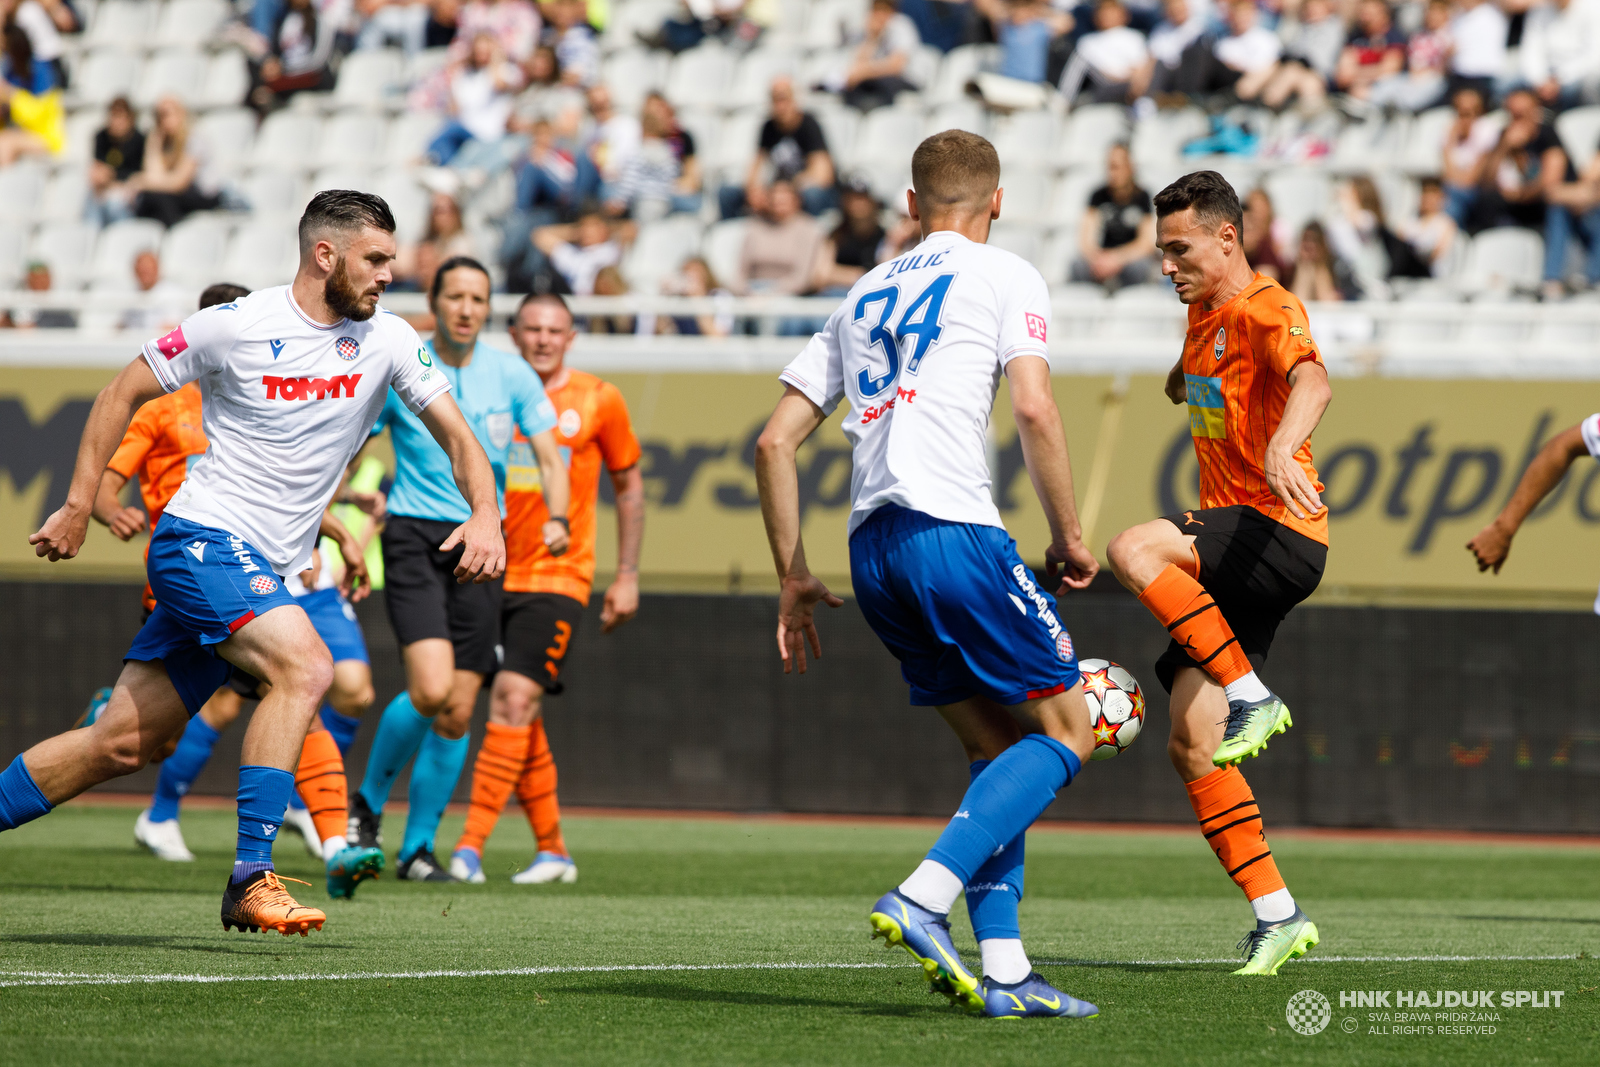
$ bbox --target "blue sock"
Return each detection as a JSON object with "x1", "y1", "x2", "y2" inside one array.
[
  {"x1": 358, "y1": 692, "x2": 431, "y2": 814},
  {"x1": 320, "y1": 707, "x2": 361, "y2": 757},
  {"x1": 400, "y1": 729, "x2": 469, "y2": 862},
  {"x1": 962, "y1": 760, "x2": 1028, "y2": 941},
  {"x1": 233, "y1": 765, "x2": 294, "y2": 881},
  {"x1": 927, "y1": 734, "x2": 1079, "y2": 885},
  {"x1": 0, "y1": 755, "x2": 52, "y2": 832},
  {"x1": 287, "y1": 791, "x2": 306, "y2": 812},
  {"x1": 149, "y1": 716, "x2": 220, "y2": 823}
]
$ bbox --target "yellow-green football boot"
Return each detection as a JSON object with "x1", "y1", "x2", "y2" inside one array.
[
  {"x1": 869, "y1": 890, "x2": 983, "y2": 1012},
  {"x1": 1233, "y1": 907, "x2": 1319, "y2": 975},
  {"x1": 1212, "y1": 692, "x2": 1292, "y2": 766}
]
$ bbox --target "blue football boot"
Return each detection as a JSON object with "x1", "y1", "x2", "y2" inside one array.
[
  {"x1": 981, "y1": 972, "x2": 1100, "y2": 1019},
  {"x1": 868, "y1": 890, "x2": 983, "y2": 1013}
]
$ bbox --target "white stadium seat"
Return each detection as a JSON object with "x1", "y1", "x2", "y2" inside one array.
[
  {"x1": 601, "y1": 48, "x2": 667, "y2": 114},
  {"x1": 38, "y1": 165, "x2": 90, "y2": 223},
  {"x1": 220, "y1": 221, "x2": 300, "y2": 291},
  {"x1": 985, "y1": 222, "x2": 1039, "y2": 265},
  {"x1": 1263, "y1": 169, "x2": 1332, "y2": 241},
  {"x1": 199, "y1": 50, "x2": 253, "y2": 111},
  {"x1": 925, "y1": 100, "x2": 987, "y2": 140},
  {"x1": 68, "y1": 49, "x2": 142, "y2": 109},
  {"x1": 623, "y1": 215, "x2": 703, "y2": 291},
  {"x1": 155, "y1": 0, "x2": 231, "y2": 47},
  {"x1": 700, "y1": 218, "x2": 746, "y2": 290},
  {"x1": 403, "y1": 47, "x2": 451, "y2": 87},
  {"x1": 1556, "y1": 106, "x2": 1600, "y2": 171},
  {"x1": 160, "y1": 214, "x2": 231, "y2": 287},
  {"x1": 133, "y1": 48, "x2": 208, "y2": 109},
  {"x1": 315, "y1": 111, "x2": 389, "y2": 170},
  {"x1": 333, "y1": 49, "x2": 404, "y2": 111},
  {"x1": 1057, "y1": 104, "x2": 1133, "y2": 172},
  {"x1": 663, "y1": 45, "x2": 734, "y2": 111},
  {"x1": 85, "y1": 1, "x2": 155, "y2": 50},
  {"x1": 385, "y1": 110, "x2": 445, "y2": 168},
  {"x1": 0, "y1": 222, "x2": 25, "y2": 288},
  {"x1": 92, "y1": 218, "x2": 166, "y2": 284},
  {"x1": 237, "y1": 169, "x2": 303, "y2": 217},
  {"x1": 1126, "y1": 106, "x2": 1204, "y2": 173},
  {"x1": 62, "y1": 110, "x2": 104, "y2": 164},
  {"x1": 728, "y1": 48, "x2": 797, "y2": 110},
  {"x1": 996, "y1": 166, "x2": 1051, "y2": 224},
  {"x1": 307, "y1": 167, "x2": 377, "y2": 206},
  {"x1": 371, "y1": 172, "x2": 430, "y2": 244},
  {"x1": 802, "y1": 0, "x2": 865, "y2": 51},
  {"x1": 988, "y1": 109, "x2": 1056, "y2": 166},
  {"x1": 711, "y1": 108, "x2": 765, "y2": 177},
  {"x1": 924, "y1": 44, "x2": 995, "y2": 107},
  {"x1": 1455, "y1": 227, "x2": 1544, "y2": 294},
  {"x1": 30, "y1": 221, "x2": 95, "y2": 289},
  {"x1": 251, "y1": 110, "x2": 324, "y2": 171},
  {"x1": 810, "y1": 102, "x2": 858, "y2": 170},
  {"x1": 0, "y1": 162, "x2": 44, "y2": 223},
  {"x1": 674, "y1": 107, "x2": 720, "y2": 172},
  {"x1": 852, "y1": 107, "x2": 922, "y2": 166},
  {"x1": 192, "y1": 108, "x2": 258, "y2": 179}
]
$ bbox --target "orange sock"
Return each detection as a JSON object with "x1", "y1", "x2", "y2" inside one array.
[
  {"x1": 294, "y1": 729, "x2": 348, "y2": 845},
  {"x1": 1185, "y1": 765, "x2": 1287, "y2": 901},
  {"x1": 516, "y1": 718, "x2": 566, "y2": 857},
  {"x1": 456, "y1": 722, "x2": 532, "y2": 855},
  {"x1": 1138, "y1": 563, "x2": 1254, "y2": 686}
]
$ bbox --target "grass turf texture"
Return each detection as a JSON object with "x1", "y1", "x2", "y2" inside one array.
[{"x1": 2, "y1": 803, "x2": 1598, "y2": 1065}]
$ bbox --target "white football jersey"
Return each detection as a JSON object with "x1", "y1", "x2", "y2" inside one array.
[
  {"x1": 1582, "y1": 413, "x2": 1600, "y2": 460},
  {"x1": 142, "y1": 286, "x2": 449, "y2": 575},
  {"x1": 780, "y1": 231, "x2": 1052, "y2": 534}
]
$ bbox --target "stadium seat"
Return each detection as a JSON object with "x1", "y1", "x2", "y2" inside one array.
[
  {"x1": 307, "y1": 167, "x2": 377, "y2": 205},
  {"x1": 236, "y1": 168, "x2": 304, "y2": 217},
  {"x1": 700, "y1": 218, "x2": 746, "y2": 290},
  {"x1": 371, "y1": 172, "x2": 429, "y2": 244},
  {"x1": 710, "y1": 108, "x2": 766, "y2": 179},
  {"x1": 29, "y1": 221, "x2": 95, "y2": 289},
  {"x1": 192, "y1": 108, "x2": 258, "y2": 179},
  {"x1": 91, "y1": 218, "x2": 166, "y2": 285},
  {"x1": 985, "y1": 222, "x2": 1038, "y2": 264},
  {"x1": 1329, "y1": 117, "x2": 1402, "y2": 174},
  {"x1": 674, "y1": 107, "x2": 721, "y2": 172},
  {"x1": 220, "y1": 220, "x2": 300, "y2": 290},
  {"x1": 1048, "y1": 170, "x2": 1099, "y2": 227},
  {"x1": 251, "y1": 110, "x2": 325, "y2": 172},
  {"x1": 925, "y1": 100, "x2": 987, "y2": 141},
  {"x1": 332, "y1": 49, "x2": 404, "y2": 111},
  {"x1": 315, "y1": 111, "x2": 389, "y2": 170},
  {"x1": 1555, "y1": 106, "x2": 1600, "y2": 171},
  {"x1": 809, "y1": 102, "x2": 859, "y2": 171},
  {"x1": 1400, "y1": 106, "x2": 1505, "y2": 175},
  {"x1": 802, "y1": 0, "x2": 866, "y2": 52},
  {"x1": 1057, "y1": 104, "x2": 1132, "y2": 172},
  {"x1": 159, "y1": 214, "x2": 231, "y2": 287},
  {"x1": 623, "y1": 215, "x2": 703, "y2": 291},
  {"x1": 403, "y1": 47, "x2": 452, "y2": 87},
  {"x1": 988, "y1": 109, "x2": 1056, "y2": 166},
  {"x1": 199, "y1": 50, "x2": 252, "y2": 111},
  {"x1": 0, "y1": 222, "x2": 25, "y2": 288},
  {"x1": 852, "y1": 107, "x2": 922, "y2": 166},
  {"x1": 1127, "y1": 106, "x2": 1205, "y2": 173},
  {"x1": 84, "y1": 1, "x2": 155, "y2": 50},
  {"x1": 37, "y1": 165, "x2": 90, "y2": 223},
  {"x1": 1261, "y1": 170, "x2": 1329, "y2": 244},
  {"x1": 996, "y1": 166, "x2": 1051, "y2": 224},
  {"x1": 1055, "y1": 282, "x2": 1108, "y2": 302},
  {"x1": 728, "y1": 48, "x2": 798, "y2": 111},
  {"x1": 0, "y1": 162, "x2": 44, "y2": 224},
  {"x1": 664, "y1": 45, "x2": 735, "y2": 111},
  {"x1": 602, "y1": 0, "x2": 679, "y2": 52},
  {"x1": 62, "y1": 109, "x2": 103, "y2": 164},
  {"x1": 67, "y1": 50, "x2": 142, "y2": 109},
  {"x1": 924, "y1": 45, "x2": 994, "y2": 107},
  {"x1": 133, "y1": 48, "x2": 208, "y2": 109},
  {"x1": 859, "y1": 155, "x2": 912, "y2": 203},
  {"x1": 385, "y1": 110, "x2": 446, "y2": 168},
  {"x1": 1455, "y1": 227, "x2": 1544, "y2": 294},
  {"x1": 601, "y1": 48, "x2": 667, "y2": 114},
  {"x1": 154, "y1": 0, "x2": 230, "y2": 47}
]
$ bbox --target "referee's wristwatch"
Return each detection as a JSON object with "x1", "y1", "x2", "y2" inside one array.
[{"x1": 549, "y1": 516, "x2": 570, "y2": 532}]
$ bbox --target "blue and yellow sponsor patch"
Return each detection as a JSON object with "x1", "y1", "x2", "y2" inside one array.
[{"x1": 1185, "y1": 373, "x2": 1226, "y2": 439}]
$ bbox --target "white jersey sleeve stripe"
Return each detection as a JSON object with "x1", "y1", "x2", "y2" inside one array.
[{"x1": 140, "y1": 348, "x2": 183, "y2": 393}]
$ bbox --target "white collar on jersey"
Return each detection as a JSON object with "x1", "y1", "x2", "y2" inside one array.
[{"x1": 285, "y1": 287, "x2": 348, "y2": 332}]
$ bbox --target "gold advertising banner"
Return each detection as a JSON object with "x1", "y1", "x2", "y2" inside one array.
[{"x1": 4, "y1": 367, "x2": 1600, "y2": 607}]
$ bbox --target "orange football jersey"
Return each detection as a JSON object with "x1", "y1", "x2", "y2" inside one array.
[
  {"x1": 1180, "y1": 274, "x2": 1328, "y2": 545},
  {"x1": 503, "y1": 369, "x2": 642, "y2": 602},
  {"x1": 107, "y1": 383, "x2": 208, "y2": 610}
]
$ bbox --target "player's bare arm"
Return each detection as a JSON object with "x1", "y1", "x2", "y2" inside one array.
[
  {"x1": 30, "y1": 355, "x2": 165, "y2": 561},
  {"x1": 601, "y1": 463, "x2": 644, "y2": 633},
  {"x1": 1263, "y1": 360, "x2": 1332, "y2": 520},
  {"x1": 755, "y1": 386, "x2": 844, "y2": 674},
  {"x1": 1006, "y1": 355, "x2": 1099, "y2": 592},
  {"x1": 529, "y1": 427, "x2": 572, "y2": 557},
  {"x1": 417, "y1": 393, "x2": 506, "y2": 583},
  {"x1": 318, "y1": 507, "x2": 371, "y2": 602},
  {"x1": 333, "y1": 446, "x2": 387, "y2": 519},
  {"x1": 91, "y1": 468, "x2": 147, "y2": 542},
  {"x1": 1468, "y1": 424, "x2": 1589, "y2": 573},
  {"x1": 1164, "y1": 358, "x2": 1187, "y2": 404}
]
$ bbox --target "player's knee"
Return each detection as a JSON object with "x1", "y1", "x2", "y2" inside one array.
[
  {"x1": 92, "y1": 726, "x2": 149, "y2": 778},
  {"x1": 432, "y1": 708, "x2": 471, "y2": 741},
  {"x1": 1105, "y1": 528, "x2": 1142, "y2": 581},
  {"x1": 409, "y1": 680, "x2": 452, "y2": 716},
  {"x1": 275, "y1": 646, "x2": 334, "y2": 705}
]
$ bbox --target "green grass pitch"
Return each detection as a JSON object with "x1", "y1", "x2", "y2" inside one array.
[{"x1": 2, "y1": 801, "x2": 1597, "y2": 1066}]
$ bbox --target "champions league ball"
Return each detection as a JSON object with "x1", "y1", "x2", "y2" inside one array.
[{"x1": 1079, "y1": 658, "x2": 1145, "y2": 760}]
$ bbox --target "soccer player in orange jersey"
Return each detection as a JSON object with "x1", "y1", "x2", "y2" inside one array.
[
  {"x1": 1105, "y1": 172, "x2": 1333, "y2": 976},
  {"x1": 449, "y1": 293, "x2": 644, "y2": 885}
]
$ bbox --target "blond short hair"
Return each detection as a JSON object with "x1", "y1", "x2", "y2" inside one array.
[{"x1": 911, "y1": 130, "x2": 1000, "y2": 211}]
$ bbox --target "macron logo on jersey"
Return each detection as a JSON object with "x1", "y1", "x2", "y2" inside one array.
[
  {"x1": 269, "y1": 339, "x2": 285, "y2": 360},
  {"x1": 1025, "y1": 313, "x2": 1047, "y2": 343},
  {"x1": 186, "y1": 541, "x2": 206, "y2": 562},
  {"x1": 154, "y1": 326, "x2": 188, "y2": 360},
  {"x1": 262, "y1": 374, "x2": 362, "y2": 401}
]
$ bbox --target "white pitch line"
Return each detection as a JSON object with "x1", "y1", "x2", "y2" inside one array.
[{"x1": 0, "y1": 954, "x2": 1586, "y2": 989}]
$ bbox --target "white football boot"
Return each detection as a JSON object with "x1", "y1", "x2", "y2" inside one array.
[
  {"x1": 282, "y1": 803, "x2": 323, "y2": 858},
  {"x1": 510, "y1": 852, "x2": 578, "y2": 884},
  {"x1": 134, "y1": 809, "x2": 195, "y2": 862}
]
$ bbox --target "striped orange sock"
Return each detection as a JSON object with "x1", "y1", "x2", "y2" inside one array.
[
  {"x1": 1138, "y1": 563, "x2": 1253, "y2": 687},
  {"x1": 456, "y1": 722, "x2": 532, "y2": 855},
  {"x1": 516, "y1": 718, "x2": 566, "y2": 857},
  {"x1": 294, "y1": 728, "x2": 348, "y2": 845},
  {"x1": 1186, "y1": 765, "x2": 1287, "y2": 901}
]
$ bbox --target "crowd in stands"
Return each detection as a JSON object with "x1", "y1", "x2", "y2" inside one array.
[{"x1": 1, "y1": 0, "x2": 1599, "y2": 334}]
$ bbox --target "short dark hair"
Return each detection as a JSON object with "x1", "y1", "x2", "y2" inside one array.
[
  {"x1": 513, "y1": 291, "x2": 573, "y2": 328},
  {"x1": 199, "y1": 283, "x2": 249, "y2": 310},
  {"x1": 1153, "y1": 170, "x2": 1244, "y2": 235},
  {"x1": 298, "y1": 189, "x2": 396, "y2": 258},
  {"x1": 428, "y1": 255, "x2": 492, "y2": 305},
  {"x1": 911, "y1": 129, "x2": 1000, "y2": 209}
]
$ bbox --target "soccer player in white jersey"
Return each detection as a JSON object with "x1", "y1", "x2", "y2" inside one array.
[
  {"x1": 8, "y1": 191, "x2": 505, "y2": 937},
  {"x1": 755, "y1": 131, "x2": 1103, "y2": 1019},
  {"x1": 1468, "y1": 414, "x2": 1600, "y2": 576}
]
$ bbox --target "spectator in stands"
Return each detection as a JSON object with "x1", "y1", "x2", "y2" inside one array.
[
  {"x1": 132, "y1": 97, "x2": 221, "y2": 229},
  {"x1": 606, "y1": 92, "x2": 701, "y2": 218},
  {"x1": 424, "y1": 0, "x2": 461, "y2": 49},
  {"x1": 1154, "y1": 0, "x2": 1278, "y2": 105},
  {"x1": 118, "y1": 250, "x2": 188, "y2": 333},
  {"x1": 658, "y1": 256, "x2": 732, "y2": 336},
  {"x1": 396, "y1": 192, "x2": 478, "y2": 293},
  {"x1": 643, "y1": 0, "x2": 764, "y2": 54},
  {"x1": 816, "y1": 176, "x2": 888, "y2": 294},
  {"x1": 1133, "y1": 0, "x2": 1209, "y2": 104},
  {"x1": 880, "y1": 210, "x2": 921, "y2": 259},
  {"x1": 0, "y1": 18, "x2": 60, "y2": 165},
  {"x1": 533, "y1": 209, "x2": 629, "y2": 294},
  {"x1": 973, "y1": 0, "x2": 1073, "y2": 86},
  {"x1": 356, "y1": 0, "x2": 433, "y2": 53},
  {"x1": 543, "y1": 0, "x2": 599, "y2": 87},
  {"x1": 1258, "y1": 0, "x2": 1343, "y2": 113},
  {"x1": 1541, "y1": 123, "x2": 1600, "y2": 294},
  {"x1": 1471, "y1": 88, "x2": 1566, "y2": 235},
  {"x1": 1069, "y1": 143, "x2": 1157, "y2": 290},
  {"x1": 900, "y1": 0, "x2": 975, "y2": 52},
  {"x1": 1242, "y1": 187, "x2": 1290, "y2": 280},
  {"x1": 87, "y1": 96, "x2": 143, "y2": 228},
  {"x1": 410, "y1": 0, "x2": 541, "y2": 109},
  {"x1": 828, "y1": 0, "x2": 922, "y2": 112},
  {"x1": 1448, "y1": 0, "x2": 1508, "y2": 103},
  {"x1": 584, "y1": 83, "x2": 641, "y2": 190},
  {"x1": 721, "y1": 76, "x2": 836, "y2": 219},
  {"x1": 424, "y1": 32, "x2": 520, "y2": 166},
  {"x1": 1368, "y1": 0, "x2": 1452, "y2": 113},
  {"x1": 1327, "y1": 175, "x2": 1432, "y2": 281},
  {"x1": 1519, "y1": 0, "x2": 1600, "y2": 113},
  {"x1": 1289, "y1": 220, "x2": 1361, "y2": 301},
  {"x1": 247, "y1": 0, "x2": 338, "y2": 113},
  {"x1": 1332, "y1": 0, "x2": 1405, "y2": 109},
  {"x1": 1441, "y1": 86, "x2": 1498, "y2": 225},
  {"x1": 734, "y1": 179, "x2": 823, "y2": 298},
  {"x1": 1058, "y1": 0, "x2": 1148, "y2": 104},
  {"x1": 586, "y1": 264, "x2": 637, "y2": 333},
  {"x1": 1395, "y1": 176, "x2": 1460, "y2": 277},
  {"x1": 12, "y1": 0, "x2": 74, "y2": 90},
  {"x1": 2, "y1": 261, "x2": 75, "y2": 329}
]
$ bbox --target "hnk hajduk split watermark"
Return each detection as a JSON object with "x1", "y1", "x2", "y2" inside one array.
[{"x1": 1285, "y1": 989, "x2": 1565, "y2": 1037}]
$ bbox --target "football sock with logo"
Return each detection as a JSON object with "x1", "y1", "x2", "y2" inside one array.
[
  {"x1": 515, "y1": 718, "x2": 567, "y2": 856},
  {"x1": 457, "y1": 722, "x2": 532, "y2": 856},
  {"x1": 294, "y1": 728, "x2": 348, "y2": 846},
  {"x1": 149, "y1": 715, "x2": 221, "y2": 823},
  {"x1": 0, "y1": 755, "x2": 52, "y2": 832},
  {"x1": 1185, "y1": 765, "x2": 1290, "y2": 906},
  {"x1": 400, "y1": 729, "x2": 469, "y2": 862},
  {"x1": 233, "y1": 765, "x2": 293, "y2": 882},
  {"x1": 1137, "y1": 564, "x2": 1254, "y2": 687},
  {"x1": 907, "y1": 735, "x2": 1080, "y2": 915},
  {"x1": 319, "y1": 707, "x2": 361, "y2": 757},
  {"x1": 357, "y1": 692, "x2": 431, "y2": 815}
]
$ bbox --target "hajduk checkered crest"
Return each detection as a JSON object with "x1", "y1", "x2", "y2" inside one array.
[
  {"x1": 249, "y1": 575, "x2": 279, "y2": 595},
  {"x1": 1285, "y1": 990, "x2": 1331, "y2": 1035},
  {"x1": 336, "y1": 337, "x2": 360, "y2": 361}
]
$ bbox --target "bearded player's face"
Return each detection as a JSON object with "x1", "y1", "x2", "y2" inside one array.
[
  {"x1": 325, "y1": 226, "x2": 395, "y2": 321},
  {"x1": 1157, "y1": 207, "x2": 1235, "y2": 306}
]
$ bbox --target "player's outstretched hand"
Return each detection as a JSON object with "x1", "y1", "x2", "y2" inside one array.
[
  {"x1": 441, "y1": 511, "x2": 506, "y2": 584},
  {"x1": 600, "y1": 572, "x2": 639, "y2": 633},
  {"x1": 29, "y1": 504, "x2": 90, "y2": 561},
  {"x1": 1046, "y1": 539, "x2": 1099, "y2": 592},
  {"x1": 1164, "y1": 360, "x2": 1188, "y2": 405},
  {"x1": 776, "y1": 573, "x2": 844, "y2": 675},
  {"x1": 334, "y1": 531, "x2": 372, "y2": 603},
  {"x1": 1263, "y1": 447, "x2": 1325, "y2": 521},
  {"x1": 108, "y1": 506, "x2": 147, "y2": 542},
  {"x1": 542, "y1": 520, "x2": 570, "y2": 558},
  {"x1": 1466, "y1": 520, "x2": 1512, "y2": 574}
]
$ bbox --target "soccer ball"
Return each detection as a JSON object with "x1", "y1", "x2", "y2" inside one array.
[{"x1": 1079, "y1": 658, "x2": 1145, "y2": 760}]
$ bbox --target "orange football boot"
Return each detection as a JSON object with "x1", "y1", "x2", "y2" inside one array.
[{"x1": 221, "y1": 870, "x2": 327, "y2": 936}]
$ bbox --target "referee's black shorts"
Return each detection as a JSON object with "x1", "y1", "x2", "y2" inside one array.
[
  {"x1": 1153, "y1": 505, "x2": 1326, "y2": 694},
  {"x1": 381, "y1": 514, "x2": 503, "y2": 675}
]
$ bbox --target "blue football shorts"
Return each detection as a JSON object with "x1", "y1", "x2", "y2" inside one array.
[
  {"x1": 296, "y1": 586, "x2": 369, "y2": 664},
  {"x1": 125, "y1": 514, "x2": 299, "y2": 716},
  {"x1": 849, "y1": 504, "x2": 1081, "y2": 707}
]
